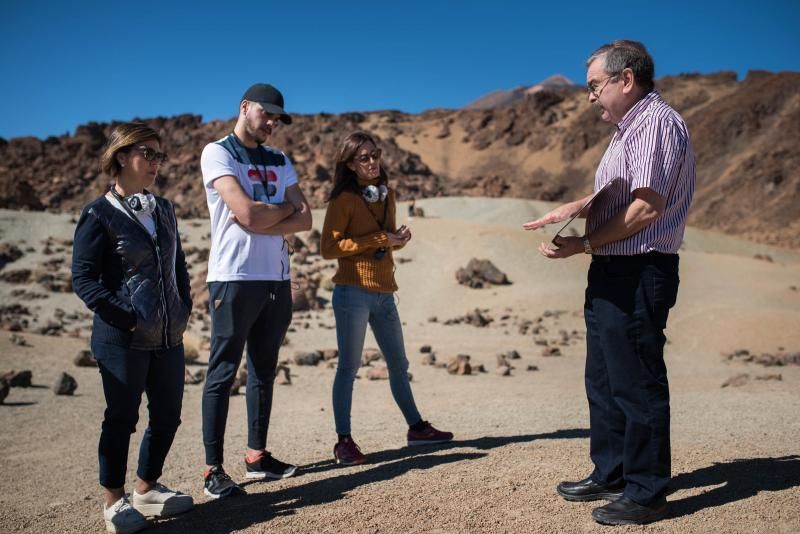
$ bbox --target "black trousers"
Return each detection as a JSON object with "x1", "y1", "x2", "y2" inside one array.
[
  {"x1": 583, "y1": 252, "x2": 679, "y2": 506},
  {"x1": 201, "y1": 280, "x2": 292, "y2": 466},
  {"x1": 92, "y1": 341, "x2": 185, "y2": 489}
]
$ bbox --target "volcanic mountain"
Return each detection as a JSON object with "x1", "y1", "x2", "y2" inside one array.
[{"x1": 1, "y1": 70, "x2": 798, "y2": 248}]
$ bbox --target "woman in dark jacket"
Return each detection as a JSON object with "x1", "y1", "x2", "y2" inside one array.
[{"x1": 72, "y1": 122, "x2": 193, "y2": 534}]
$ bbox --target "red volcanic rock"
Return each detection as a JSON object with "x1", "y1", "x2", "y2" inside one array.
[{"x1": 0, "y1": 72, "x2": 798, "y2": 247}]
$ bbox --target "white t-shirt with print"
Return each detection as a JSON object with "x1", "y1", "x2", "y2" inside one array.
[{"x1": 200, "y1": 134, "x2": 298, "y2": 282}]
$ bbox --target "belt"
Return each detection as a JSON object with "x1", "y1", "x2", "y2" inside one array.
[{"x1": 591, "y1": 251, "x2": 677, "y2": 263}]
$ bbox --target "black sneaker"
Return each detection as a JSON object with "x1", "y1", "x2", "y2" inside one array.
[
  {"x1": 245, "y1": 451, "x2": 297, "y2": 480},
  {"x1": 203, "y1": 465, "x2": 246, "y2": 499}
]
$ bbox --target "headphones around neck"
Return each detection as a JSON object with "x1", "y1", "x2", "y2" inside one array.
[
  {"x1": 362, "y1": 184, "x2": 388, "y2": 203},
  {"x1": 111, "y1": 187, "x2": 157, "y2": 215}
]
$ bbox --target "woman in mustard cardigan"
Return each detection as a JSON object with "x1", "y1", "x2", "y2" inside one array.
[{"x1": 321, "y1": 132, "x2": 453, "y2": 465}]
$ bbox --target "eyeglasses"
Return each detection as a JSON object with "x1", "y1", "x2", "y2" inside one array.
[
  {"x1": 587, "y1": 74, "x2": 618, "y2": 98},
  {"x1": 130, "y1": 146, "x2": 169, "y2": 164},
  {"x1": 354, "y1": 149, "x2": 382, "y2": 164}
]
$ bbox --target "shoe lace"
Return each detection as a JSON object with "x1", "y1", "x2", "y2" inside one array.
[
  {"x1": 113, "y1": 496, "x2": 132, "y2": 513},
  {"x1": 208, "y1": 466, "x2": 232, "y2": 482}
]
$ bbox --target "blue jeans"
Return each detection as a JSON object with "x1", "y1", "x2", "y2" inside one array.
[
  {"x1": 332, "y1": 284, "x2": 421, "y2": 435},
  {"x1": 584, "y1": 252, "x2": 679, "y2": 506},
  {"x1": 91, "y1": 341, "x2": 185, "y2": 489}
]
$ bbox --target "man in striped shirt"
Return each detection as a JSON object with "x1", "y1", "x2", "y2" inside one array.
[{"x1": 523, "y1": 40, "x2": 696, "y2": 525}]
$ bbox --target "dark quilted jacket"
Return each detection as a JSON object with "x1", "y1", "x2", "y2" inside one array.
[{"x1": 71, "y1": 195, "x2": 192, "y2": 350}]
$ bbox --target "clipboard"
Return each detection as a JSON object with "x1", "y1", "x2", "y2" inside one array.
[{"x1": 551, "y1": 177, "x2": 621, "y2": 246}]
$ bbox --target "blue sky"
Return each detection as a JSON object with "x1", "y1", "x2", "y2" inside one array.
[{"x1": 2, "y1": 0, "x2": 799, "y2": 139}]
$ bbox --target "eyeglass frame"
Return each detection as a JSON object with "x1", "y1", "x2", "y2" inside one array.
[
  {"x1": 587, "y1": 72, "x2": 620, "y2": 99},
  {"x1": 353, "y1": 148, "x2": 382, "y2": 164},
  {"x1": 127, "y1": 145, "x2": 169, "y2": 164}
]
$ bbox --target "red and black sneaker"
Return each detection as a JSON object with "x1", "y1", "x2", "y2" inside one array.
[
  {"x1": 244, "y1": 451, "x2": 297, "y2": 480},
  {"x1": 333, "y1": 437, "x2": 368, "y2": 466},
  {"x1": 407, "y1": 421, "x2": 454, "y2": 446}
]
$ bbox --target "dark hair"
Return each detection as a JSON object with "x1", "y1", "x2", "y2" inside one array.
[
  {"x1": 101, "y1": 122, "x2": 162, "y2": 177},
  {"x1": 587, "y1": 40, "x2": 655, "y2": 93},
  {"x1": 327, "y1": 131, "x2": 388, "y2": 201}
]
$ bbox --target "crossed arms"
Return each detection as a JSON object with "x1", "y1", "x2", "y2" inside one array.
[{"x1": 213, "y1": 175, "x2": 312, "y2": 235}]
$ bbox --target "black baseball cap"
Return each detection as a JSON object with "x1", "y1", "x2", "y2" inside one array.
[{"x1": 241, "y1": 83, "x2": 292, "y2": 124}]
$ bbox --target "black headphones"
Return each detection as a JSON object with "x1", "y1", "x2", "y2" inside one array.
[{"x1": 362, "y1": 184, "x2": 388, "y2": 203}]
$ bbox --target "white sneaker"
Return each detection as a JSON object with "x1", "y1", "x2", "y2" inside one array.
[
  {"x1": 103, "y1": 495, "x2": 149, "y2": 534},
  {"x1": 132, "y1": 483, "x2": 194, "y2": 517}
]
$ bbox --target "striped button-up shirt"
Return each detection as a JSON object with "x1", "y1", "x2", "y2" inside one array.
[{"x1": 587, "y1": 91, "x2": 696, "y2": 255}]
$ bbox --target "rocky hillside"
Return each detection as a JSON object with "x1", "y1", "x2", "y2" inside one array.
[{"x1": 1, "y1": 70, "x2": 798, "y2": 248}]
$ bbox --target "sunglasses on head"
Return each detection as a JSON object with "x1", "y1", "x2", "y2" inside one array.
[
  {"x1": 354, "y1": 149, "x2": 382, "y2": 164},
  {"x1": 130, "y1": 145, "x2": 169, "y2": 164}
]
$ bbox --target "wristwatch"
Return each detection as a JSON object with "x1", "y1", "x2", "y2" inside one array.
[{"x1": 582, "y1": 236, "x2": 593, "y2": 255}]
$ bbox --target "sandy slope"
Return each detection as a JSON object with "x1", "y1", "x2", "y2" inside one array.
[{"x1": 0, "y1": 199, "x2": 799, "y2": 533}]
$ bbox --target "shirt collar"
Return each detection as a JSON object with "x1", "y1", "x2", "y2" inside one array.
[{"x1": 615, "y1": 90, "x2": 660, "y2": 133}]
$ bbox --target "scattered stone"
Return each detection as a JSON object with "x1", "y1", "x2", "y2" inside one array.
[
  {"x1": 754, "y1": 373, "x2": 782, "y2": 381},
  {"x1": 420, "y1": 345, "x2": 432, "y2": 353},
  {"x1": 0, "y1": 268, "x2": 31, "y2": 284},
  {"x1": 73, "y1": 350, "x2": 97, "y2": 367},
  {"x1": 304, "y1": 229, "x2": 321, "y2": 255},
  {"x1": 542, "y1": 347, "x2": 562, "y2": 357},
  {"x1": 455, "y1": 258, "x2": 511, "y2": 289},
  {"x1": 54, "y1": 372, "x2": 78, "y2": 395},
  {"x1": 496, "y1": 365, "x2": 512, "y2": 376},
  {"x1": 0, "y1": 378, "x2": 8, "y2": 404},
  {"x1": 472, "y1": 363, "x2": 486, "y2": 373},
  {"x1": 427, "y1": 316, "x2": 438, "y2": 323},
  {"x1": 361, "y1": 348, "x2": 383, "y2": 366},
  {"x1": 2, "y1": 370, "x2": 33, "y2": 387},
  {"x1": 721, "y1": 373, "x2": 750, "y2": 388},
  {"x1": 421, "y1": 353, "x2": 436, "y2": 366},
  {"x1": 10, "y1": 333, "x2": 29, "y2": 347},
  {"x1": 753, "y1": 253, "x2": 774, "y2": 262},
  {"x1": 322, "y1": 349, "x2": 339, "y2": 361},
  {"x1": 0, "y1": 243, "x2": 24, "y2": 270},
  {"x1": 526, "y1": 365, "x2": 540, "y2": 372},
  {"x1": 293, "y1": 351, "x2": 323, "y2": 366},
  {"x1": 276, "y1": 365, "x2": 292, "y2": 385},
  {"x1": 184, "y1": 368, "x2": 205, "y2": 385},
  {"x1": 496, "y1": 353, "x2": 513, "y2": 368},
  {"x1": 367, "y1": 366, "x2": 390, "y2": 380},
  {"x1": 34, "y1": 320, "x2": 64, "y2": 336},
  {"x1": 447, "y1": 354, "x2": 472, "y2": 375},
  {"x1": 723, "y1": 349, "x2": 800, "y2": 367},
  {"x1": 230, "y1": 367, "x2": 248, "y2": 395},
  {"x1": 506, "y1": 350, "x2": 521, "y2": 360}
]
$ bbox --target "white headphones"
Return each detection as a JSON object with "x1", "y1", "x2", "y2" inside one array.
[
  {"x1": 362, "y1": 184, "x2": 388, "y2": 203},
  {"x1": 110, "y1": 187, "x2": 157, "y2": 215},
  {"x1": 125, "y1": 193, "x2": 157, "y2": 215}
]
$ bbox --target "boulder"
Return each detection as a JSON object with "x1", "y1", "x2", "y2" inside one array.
[
  {"x1": 447, "y1": 355, "x2": 472, "y2": 375},
  {"x1": 293, "y1": 351, "x2": 323, "y2": 366},
  {"x1": 361, "y1": 348, "x2": 383, "y2": 366},
  {"x1": 73, "y1": 350, "x2": 97, "y2": 367},
  {"x1": 54, "y1": 372, "x2": 78, "y2": 395},
  {"x1": 276, "y1": 365, "x2": 292, "y2": 385},
  {"x1": 455, "y1": 258, "x2": 511, "y2": 289}
]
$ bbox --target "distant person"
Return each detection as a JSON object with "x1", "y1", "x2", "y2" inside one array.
[
  {"x1": 321, "y1": 131, "x2": 453, "y2": 465},
  {"x1": 199, "y1": 83, "x2": 312, "y2": 498},
  {"x1": 72, "y1": 122, "x2": 194, "y2": 534},
  {"x1": 523, "y1": 40, "x2": 696, "y2": 525}
]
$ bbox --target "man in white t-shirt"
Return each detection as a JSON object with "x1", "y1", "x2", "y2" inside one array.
[{"x1": 199, "y1": 83, "x2": 312, "y2": 499}]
